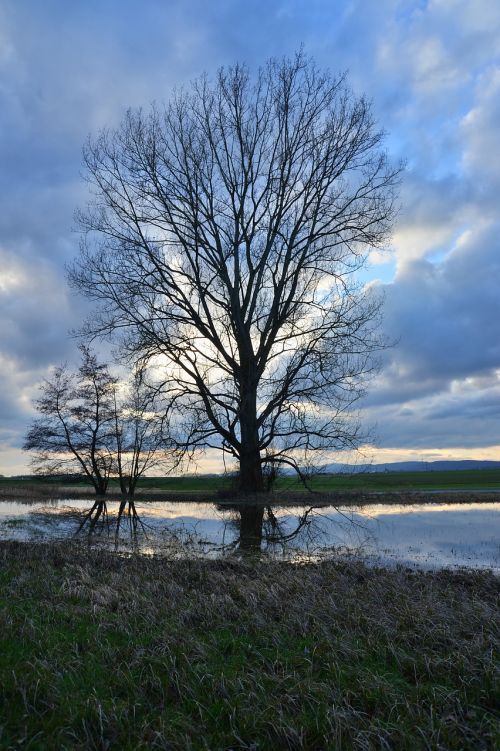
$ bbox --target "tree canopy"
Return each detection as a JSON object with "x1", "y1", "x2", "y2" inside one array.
[{"x1": 70, "y1": 53, "x2": 400, "y2": 492}]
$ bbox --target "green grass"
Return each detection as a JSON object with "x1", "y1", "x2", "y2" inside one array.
[
  {"x1": 0, "y1": 541, "x2": 498, "y2": 749},
  {"x1": 134, "y1": 468, "x2": 500, "y2": 493},
  {"x1": 295, "y1": 468, "x2": 500, "y2": 492},
  {"x1": 108, "y1": 468, "x2": 500, "y2": 494},
  {"x1": 2, "y1": 468, "x2": 500, "y2": 498}
]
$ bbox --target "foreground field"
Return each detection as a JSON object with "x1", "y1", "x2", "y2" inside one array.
[{"x1": 0, "y1": 542, "x2": 498, "y2": 749}]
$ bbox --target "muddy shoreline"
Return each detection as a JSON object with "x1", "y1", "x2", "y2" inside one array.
[{"x1": 1, "y1": 482, "x2": 500, "y2": 506}]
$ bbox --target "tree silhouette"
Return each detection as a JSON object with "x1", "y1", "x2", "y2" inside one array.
[
  {"x1": 70, "y1": 52, "x2": 400, "y2": 493},
  {"x1": 24, "y1": 346, "x2": 116, "y2": 495}
]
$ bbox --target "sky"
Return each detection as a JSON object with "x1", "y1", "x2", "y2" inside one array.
[{"x1": 0, "y1": 0, "x2": 499, "y2": 474}]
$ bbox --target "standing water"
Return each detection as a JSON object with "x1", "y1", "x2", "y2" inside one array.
[{"x1": 0, "y1": 499, "x2": 499, "y2": 571}]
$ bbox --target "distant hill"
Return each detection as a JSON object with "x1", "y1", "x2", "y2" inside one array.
[{"x1": 319, "y1": 460, "x2": 500, "y2": 474}]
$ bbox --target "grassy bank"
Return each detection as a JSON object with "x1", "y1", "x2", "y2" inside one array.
[
  {"x1": 0, "y1": 542, "x2": 498, "y2": 749},
  {"x1": 1, "y1": 467, "x2": 500, "y2": 505}
]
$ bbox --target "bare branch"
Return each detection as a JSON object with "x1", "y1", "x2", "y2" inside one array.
[{"x1": 69, "y1": 52, "x2": 401, "y2": 493}]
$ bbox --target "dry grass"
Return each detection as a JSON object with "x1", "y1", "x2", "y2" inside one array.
[{"x1": 0, "y1": 540, "x2": 498, "y2": 749}]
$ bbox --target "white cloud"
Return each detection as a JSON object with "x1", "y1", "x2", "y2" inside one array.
[
  {"x1": 461, "y1": 66, "x2": 500, "y2": 189},
  {"x1": 429, "y1": 0, "x2": 500, "y2": 37}
]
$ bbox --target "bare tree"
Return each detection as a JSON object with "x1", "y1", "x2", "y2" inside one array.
[
  {"x1": 24, "y1": 346, "x2": 117, "y2": 495},
  {"x1": 25, "y1": 348, "x2": 179, "y2": 501},
  {"x1": 70, "y1": 52, "x2": 400, "y2": 494},
  {"x1": 113, "y1": 364, "x2": 178, "y2": 497}
]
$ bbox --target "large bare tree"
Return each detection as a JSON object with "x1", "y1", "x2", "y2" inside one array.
[{"x1": 70, "y1": 53, "x2": 400, "y2": 493}]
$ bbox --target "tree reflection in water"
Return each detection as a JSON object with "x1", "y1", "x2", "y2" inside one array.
[
  {"x1": 75, "y1": 498, "x2": 110, "y2": 536},
  {"x1": 220, "y1": 503, "x2": 328, "y2": 557},
  {"x1": 74, "y1": 499, "x2": 347, "y2": 558},
  {"x1": 75, "y1": 497, "x2": 147, "y2": 550}
]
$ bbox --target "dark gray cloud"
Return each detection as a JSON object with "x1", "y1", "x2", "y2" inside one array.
[
  {"x1": 1, "y1": 0, "x2": 500, "y2": 471},
  {"x1": 362, "y1": 219, "x2": 500, "y2": 448},
  {"x1": 0, "y1": 0, "x2": 318, "y2": 470},
  {"x1": 388, "y1": 224, "x2": 500, "y2": 380},
  {"x1": 363, "y1": 374, "x2": 500, "y2": 450}
]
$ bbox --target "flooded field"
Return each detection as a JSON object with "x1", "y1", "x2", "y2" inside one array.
[{"x1": 0, "y1": 498, "x2": 499, "y2": 571}]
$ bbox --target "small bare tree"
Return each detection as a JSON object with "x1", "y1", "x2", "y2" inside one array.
[
  {"x1": 24, "y1": 346, "x2": 117, "y2": 495},
  {"x1": 113, "y1": 365, "x2": 178, "y2": 497},
  {"x1": 25, "y1": 349, "x2": 178, "y2": 501},
  {"x1": 70, "y1": 52, "x2": 400, "y2": 493}
]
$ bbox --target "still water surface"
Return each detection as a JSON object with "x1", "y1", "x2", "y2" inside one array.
[{"x1": 0, "y1": 499, "x2": 499, "y2": 571}]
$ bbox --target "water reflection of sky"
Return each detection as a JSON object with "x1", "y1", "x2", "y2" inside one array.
[{"x1": 0, "y1": 500, "x2": 498, "y2": 572}]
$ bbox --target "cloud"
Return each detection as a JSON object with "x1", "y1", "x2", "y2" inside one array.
[
  {"x1": 1, "y1": 0, "x2": 500, "y2": 472},
  {"x1": 0, "y1": 0, "x2": 315, "y2": 473},
  {"x1": 0, "y1": 247, "x2": 88, "y2": 366},
  {"x1": 363, "y1": 374, "x2": 500, "y2": 450},
  {"x1": 391, "y1": 173, "x2": 472, "y2": 264},
  {"x1": 362, "y1": 220, "x2": 500, "y2": 449},
  {"x1": 376, "y1": 0, "x2": 500, "y2": 103},
  {"x1": 357, "y1": 1, "x2": 500, "y2": 456},
  {"x1": 373, "y1": 222, "x2": 500, "y2": 392},
  {"x1": 462, "y1": 66, "x2": 500, "y2": 194}
]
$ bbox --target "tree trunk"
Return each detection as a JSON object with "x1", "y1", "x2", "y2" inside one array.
[
  {"x1": 94, "y1": 470, "x2": 109, "y2": 495},
  {"x1": 95, "y1": 479, "x2": 107, "y2": 496},
  {"x1": 238, "y1": 383, "x2": 264, "y2": 493},
  {"x1": 118, "y1": 476, "x2": 129, "y2": 495},
  {"x1": 91, "y1": 476, "x2": 106, "y2": 495},
  {"x1": 239, "y1": 446, "x2": 264, "y2": 493}
]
